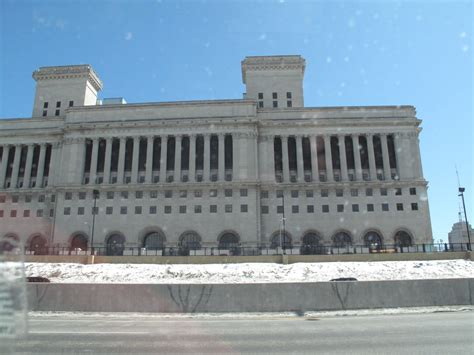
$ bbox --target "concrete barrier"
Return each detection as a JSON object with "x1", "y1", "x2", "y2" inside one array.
[{"x1": 27, "y1": 278, "x2": 474, "y2": 313}]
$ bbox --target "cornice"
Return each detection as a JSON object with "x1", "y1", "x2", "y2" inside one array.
[{"x1": 32, "y1": 65, "x2": 103, "y2": 92}]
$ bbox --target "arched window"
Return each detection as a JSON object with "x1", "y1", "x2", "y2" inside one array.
[
  {"x1": 394, "y1": 231, "x2": 412, "y2": 247},
  {"x1": 218, "y1": 233, "x2": 239, "y2": 249},
  {"x1": 106, "y1": 234, "x2": 125, "y2": 256},
  {"x1": 179, "y1": 232, "x2": 201, "y2": 250},
  {"x1": 301, "y1": 232, "x2": 324, "y2": 255},
  {"x1": 332, "y1": 232, "x2": 352, "y2": 248},
  {"x1": 143, "y1": 232, "x2": 165, "y2": 250},
  {"x1": 29, "y1": 235, "x2": 47, "y2": 255},
  {"x1": 70, "y1": 234, "x2": 88, "y2": 251},
  {"x1": 270, "y1": 233, "x2": 292, "y2": 249},
  {"x1": 302, "y1": 232, "x2": 322, "y2": 246},
  {"x1": 0, "y1": 235, "x2": 20, "y2": 253},
  {"x1": 364, "y1": 231, "x2": 383, "y2": 248}
]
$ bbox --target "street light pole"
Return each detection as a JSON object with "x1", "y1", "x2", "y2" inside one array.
[
  {"x1": 279, "y1": 193, "x2": 286, "y2": 255},
  {"x1": 458, "y1": 187, "x2": 471, "y2": 251},
  {"x1": 91, "y1": 189, "x2": 100, "y2": 255}
]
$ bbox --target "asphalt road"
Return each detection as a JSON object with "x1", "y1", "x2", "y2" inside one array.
[{"x1": 5, "y1": 311, "x2": 474, "y2": 354}]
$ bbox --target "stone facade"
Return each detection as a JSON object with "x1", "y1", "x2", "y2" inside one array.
[{"x1": 0, "y1": 55, "x2": 433, "y2": 254}]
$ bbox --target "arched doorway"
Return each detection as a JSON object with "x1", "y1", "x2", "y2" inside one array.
[
  {"x1": 218, "y1": 232, "x2": 241, "y2": 255},
  {"x1": 0, "y1": 235, "x2": 20, "y2": 253},
  {"x1": 70, "y1": 234, "x2": 88, "y2": 252},
  {"x1": 106, "y1": 234, "x2": 125, "y2": 256},
  {"x1": 394, "y1": 230, "x2": 412, "y2": 247},
  {"x1": 179, "y1": 232, "x2": 201, "y2": 250},
  {"x1": 364, "y1": 231, "x2": 383, "y2": 249},
  {"x1": 142, "y1": 232, "x2": 165, "y2": 250},
  {"x1": 301, "y1": 232, "x2": 324, "y2": 255},
  {"x1": 29, "y1": 235, "x2": 47, "y2": 255},
  {"x1": 270, "y1": 233, "x2": 292, "y2": 249},
  {"x1": 332, "y1": 232, "x2": 352, "y2": 248}
]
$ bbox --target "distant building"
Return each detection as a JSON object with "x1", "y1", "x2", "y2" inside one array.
[
  {"x1": 448, "y1": 220, "x2": 473, "y2": 247},
  {"x1": 0, "y1": 55, "x2": 433, "y2": 255}
]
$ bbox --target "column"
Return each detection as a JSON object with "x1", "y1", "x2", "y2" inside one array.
[
  {"x1": 117, "y1": 137, "x2": 126, "y2": 184},
  {"x1": 47, "y1": 142, "x2": 60, "y2": 187},
  {"x1": 393, "y1": 133, "x2": 401, "y2": 179},
  {"x1": 339, "y1": 135, "x2": 348, "y2": 181},
  {"x1": 352, "y1": 135, "x2": 363, "y2": 181},
  {"x1": 160, "y1": 135, "x2": 168, "y2": 181},
  {"x1": 218, "y1": 133, "x2": 225, "y2": 181},
  {"x1": 23, "y1": 144, "x2": 34, "y2": 188},
  {"x1": 0, "y1": 145, "x2": 10, "y2": 188},
  {"x1": 366, "y1": 134, "x2": 377, "y2": 180},
  {"x1": 203, "y1": 134, "x2": 210, "y2": 181},
  {"x1": 189, "y1": 135, "x2": 196, "y2": 182},
  {"x1": 145, "y1": 136, "x2": 154, "y2": 183},
  {"x1": 10, "y1": 145, "x2": 22, "y2": 188},
  {"x1": 103, "y1": 138, "x2": 112, "y2": 184},
  {"x1": 89, "y1": 138, "x2": 99, "y2": 185},
  {"x1": 232, "y1": 133, "x2": 240, "y2": 181},
  {"x1": 259, "y1": 135, "x2": 275, "y2": 182},
  {"x1": 174, "y1": 135, "x2": 182, "y2": 182},
  {"x1": 281, "y1": 136, "x2": 290, "y2": 182},
  {"x1": 324, "y1": 135, "x2": 333, "y2": 181},
  {"x1": 36, "y1": 143, "x2": 46, "y2": 188},
  {"x1": 380, "y1": 134, "x2": 392, "y2": 180},
  {"x1": 131, "y1": 136, "x2": 140, "y2": 184},
  {"x1": 296, "y1": 136, "x2": 304, "y2": 182},
  {"x1": 309, "y1": 136, "x2": 319, "y2": 182}
]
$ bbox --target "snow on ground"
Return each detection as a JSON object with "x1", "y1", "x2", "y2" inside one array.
[{"x1": 24, "y1": 259, "x2": 474, "y2": 284}]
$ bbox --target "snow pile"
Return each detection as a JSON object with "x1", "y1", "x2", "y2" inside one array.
[{"x1": 24, "y1": 259, "x2": 474, "y2": 284}]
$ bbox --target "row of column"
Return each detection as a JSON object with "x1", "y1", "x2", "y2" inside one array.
[
  {"x1": 274, "y1": 133, "x2": 397, "y2": 183},
  {"x1": 0, "y1": 143, "x2": 55, "y2": 189}
]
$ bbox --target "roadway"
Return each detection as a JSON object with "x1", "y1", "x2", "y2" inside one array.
[{"x1": 5, "y1": 311, "x2": 474, "y2": 354}]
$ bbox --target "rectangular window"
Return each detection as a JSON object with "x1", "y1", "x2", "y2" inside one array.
[
  {"x1": 337, "y1": 204, "x2": 344, "y2": 212},
  {"x1": 382, "y1": 203, "x2": 389, "y2": 211},
  {"x1": 395, "y1": 188, "x2": 402, "y2": 196},
  {"x1": 78, "y1": 207, "x2": 84, "y2": 215},
  {"x1": 307, "y1": 205, "x2": 314, "y2": 213},
  {"x1": 107, "y1": 191, "x2": 114, "y2": 199},
  {"x1": 322, "y1": 205, "x2": 329, "y2": 213},
  {"x1": 210, "y1": 189, "x2": 218, "y2": 197},
  {"x1": 38, "y1": 194, "x2": 45, "y2": 203},
  {"x1": 277, "y1": 205, "x2": 284, "y2": 214},
  {"x1": 56, "y1": 101, "x2": 61, "y2": 108},
  {"x1": 225, "y1": 189, "x2": 233, "y2": 197},
  {"x1": 136, "y1": 191, "x2": 143, "y2": 199},
  {"x1": 336, "y1": 189, "x2": 344, "y2": 197},
  {"x1": 258, "y1": 93, "x2": 264, "y2": 99},
  {"x1": 10, "y1": 210, "x2": 17, "y2": 218},
  {"x1": 410, "y1": 187, "x2": 417, "y2": 195},
  {"x1": 50, "y1": 209, "x2": 54, "y2": 217},
  {"x1": 165, "y1": 190, "x2": 173, "y2": 198},
  {"x1": 55, "y1": 109, "x2": 60, "y2": 116},
  {"x1": 287, "y1": 101, "x2": 292, "y2": 108},
  {"x1": 150, "y1": 191, "x2": 158, "y2": 199},
  {"x1": 367, "y1": 204, "x2": 374, "y2": 212},
  {"x1": 291, "y1": 190, "x2": 299, "y2": 198},
  {"x1": 261, "y1": 205, "x2": 269, "y2": 214},
  {"x1": 273, "y1": 101, "x2": 278, "y2": 108},
  {"x1": 411, "y1": 203, "x2": 418, "y2": 211},
  {"x1": 240, "y1": 189, "x2": 248, "y2": 197},
  {"x1": 351, "y1": 189, "x2": 358, "y2": 197},
  {"x1": 258, "y1": 101, "x2": 264, "y2": 108},
  {"x1": 25, "y1": 195, "x2": 32, "y2": 203},
  {"x1": 106, "y1": 207, "x2": 113, "y2": 215},
  {"x1": 380, "y1": 188, "x2": 388, "y2": 196},
  {"x1": 64, "y1": 207, "x2": 71, "y2": 215},
  {"x1": 179, "y1": 206, "x2": 187, "y2": 214},
  {"x1": 164, "y1": 206, "x2": 172, "y2": 214},
  {"x1": 272, "y1": 92, "x2": 278, "y2": 99},
  {"x1": 261, "y1": 190, "x2": 269, "y2": 199},
  {"x1": 179, "y1": 190, "x2": 187, "y2": 198},
  {"x1": 135, "y1": 206, "x2": 142, "y2": 214},
  {"x1": 50, "y1": 194, "x2": 56, "y2": 202},
  {"x1": 321, "y1": 189, "x2": 329, "y2": 197},
  {"x1": 194, "y1": 205, "x2": 202, "y2": 214},
  {"x1": 352, "y1": 204, "x2": 359, "y2": 212},
  {"x1": 121, "y1": 191, "x2": 129, "y2": 199},
  {"x1": 276, "y1": 190, "x2": 284, "y2": 198},
  {"x1": 36, "y1": 209, "x2": 43, "y2": 217},
  {"x1": 0, "y1": 196, "x2": 5, "y2": 203},
  {"x1": 286, "y1": 92, "x2": 292, "y2": 99},
  {"x1": 23, "y1": 209, "x2": 30, "y2": 217},
  {"x1": 241, "y1": 204, "x2": 248, "y2": 213},
  {"x1": 42, "y1": 110, "x2": 47, "y2": 117},
  {"x1": 69, "y1": 100, "x2": 74, "y2": 107},
  {"x1": 78, "y1": 192, "x2": 86, "y2": 200},
  {"x1": 397, "y1": 203, "x2": 404, "y2": 211},
  {"x1": 225, "y1": 204, "x2": 232, "y2": 213},
  {"x1": 0, "y1": 210, "x2": 3, "y2": 217},
  {"x1": 366, "y1": 188, "x2": 373, "y2": 197},
  {"x1": 43, "y1": 102, "x2": 49, "y2": 108},
  {"x1": 194, "y1": 190, "x2": 202, "y2": 198},
  {"x1": 12, "y1": 195, "x2": 19, "y2": 203},
  {"x1": 147, "y1": 206, "x2": 155, "y2": 214},
  {"x1": 65, "y1": 192, "x2": 72, "y2": 200},
  {"x1": 292, "y1": 205, "x2": 299, "y2": 213},
  {"x1": 120, "y1": 206, "x2": 127, "y2": 215},
  {"x1": 305, "y1": 190, "x2": 314, "y2": 198}
]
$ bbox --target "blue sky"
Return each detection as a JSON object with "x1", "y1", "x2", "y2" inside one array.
[{"x1": 0, "y1": 0, "x2": 472, "y2": 241}]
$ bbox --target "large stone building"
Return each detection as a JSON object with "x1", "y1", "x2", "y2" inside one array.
[{"x1": 0, "y1": 55, "x2": 432, "y2": 255}]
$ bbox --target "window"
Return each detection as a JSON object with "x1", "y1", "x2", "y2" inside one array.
[
  {"x1": 43, "y1": 102, "x2": 49, "y2": 108},
  {"x1": 147, "y1": 206, "x2": 156, "y2": 214},
  {"x1": 55, "y1": 109, "x2": 60, "y2": 116},
  {"x1": 261, "y1": 206, "x2": 269, "y2": 214},
  {"x1": 42, "y1": 110, "x2": 47, "y2": 117},
  {"x1": 0, "y1": 196, "x2": 5, "y2": 203},
  {"x1": 179, "y1": 206, "x2": 187, "y2": 214},
  {"x1": 261, "y1": 190, "x2": 269, "y2": 198},
  {"x1": 337, "y1": 204, "x2": 344, "y2": 212},
  {"x1": 352, "y1": 204, "x2": 359, "y2": 212},
  {"x1": 321, "y1": 189, "x2": 329, "y2": 197},
  {"x1": 287, "y1": 100, "x2": 292, "y2": 107},
  {"x1": 277, "y1": 205, "x2": 284, "y2": 214},
  {"x1": 65, "y1": 192, "x2": 72, "y2": 200},
  {"x1": 241, "y1": 204, "x2": 248, "y2": 213},
  {"x1": 49, "y1": 209, "x2": 54, "y2": 217},
  {"x1": 194, "y1": 205, "x2": 202, "y2": 214},
  {"x1": 50, "y1": 194, "x2": 55, "y2": 202},
  {"x1": 0, "y1": 210, "x2": 3, "y2": 217},
  {"x1": 136, "y1": 191, "x2": 143, "y2": 199},
  {"x1": 395, "y1": 188, "x2": 402, "y2": 196},
  {"x1": 367, "y1": 204, "x2": 374, "y2": 212},
  {"x1": 36, "y1": 209, "x2": 43, "y2": 217},
  {"x1": 210, "y1": 189, "x2": 218, "y2": 197},
  {"x1": 25, "y1": 195, "x2": 32, "y2": 203},
  {"x1": 69, "y1": 100, "x2": 74, "y2": 107},
  {"x1": 380, "y1": 188, "x2": 388, "y2": 196},
  {"x1": 150, "y1": 191, "x2": 158, "y2": 198},
  {"x1": 23, "y1": 210, "x2": 30, "y2": 217},
  {"x1": 382, "y1": 203, "x2": 389, "y2": 211},
  {"x1": 12, "y1": 195, "x2": 19, "y2": 203},
  {"x1": 307, "y1": 205, "x2": 314, "y2": 213},
  {"x1": 38, "y1": 194, "x2": 45, "y2": 203},
  {"x1": 121, "y1": 191, "x2": 128, "y2": 199},
  {"x1": 410, "y1": 187, "x2": 417, "y2": 195},
  {"x1": 10, "y1": 210, "x2": 17, "y2": 217},
  {"x1": 272, "y1": 92, "x2": 278, "y2": 99},
  {"x1": 106, "y1": 206, "x2": 113, "y2": 215},
  {"x1": 225, "y1": 189, "x2": 233, "y2": 197},
  {"x1": 194, "y1": 190, "x2": 202, "y2": 198},
  {"x1": 397, "y1": 203, "x2": 404, "y2": 211},
  {"x1": 322, "y1": 205, "x2": 329, "y2": 213},
  {"x1": 336, "y1": 189, "x2": 344, "y2": 197},
  {"x1": 258, "y1": 101, "x2": 264, "y2": 108},
  {"x1": 78, "y1": 207, "x2": 84, "y2": 215},
  {"x1": 292, "y1": 205, "x2": 299, "y2": 213},
  {"x1": 164, "y1": 206, "x2": 172, "y2": 214},
  {"x1": 366, "y1": 188, "x2": 373, "y2": 196},
  {"x1": 411, "y1": 203, "x2": 419, "y2": 211},
  {"x1": 240, "y1": 189, "x2": 248, "y2": 197},
  {"x1": 179, "y1": 190, "x2": 187, "y2": 198},
  {"x1": 258, "y1": 93, "x2": 263, "y2": 99},
  {"x1": 120, "y1": 206, "x2": 127, "y2": 215},
  {"x1": 225, "y1": 204, "x2": 232, "y2": 213},
  {"x1": 135, "y1": 206, "x2": 142, "y2": 214},
  {"x1": 78, "y1": 192, "x2": 86, "y2": 200},
  {"x1": 107, "y1": 191, "x2": 114, "y2": 199},
  {"x1": 351, "y1": 189, "x2": 358, "y2": 197},
  {"x1": 276, "y1": 190, "x2": 283, "y2": 198},
  {"x1": 286, "y1": 92, "x2": 292, "y2": 99},
  {"x1": 291, "y1": 190, "x2": 299, "y2": 198},
  {"x1": 210, "y1": 205, "x2": 217, "y2": 213},
  {"x1": 305, "y1": 190, "x2": 313, "y2": 198},
  {"x1": 64, "y1": 207, "x2": 71, "y2": 215},
  {"x1": 56, "y1": 101, "x2": 61, "y2": 108},
  {"x1": 273, "y1": 101, "x2": 278, "y2": 108}
]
